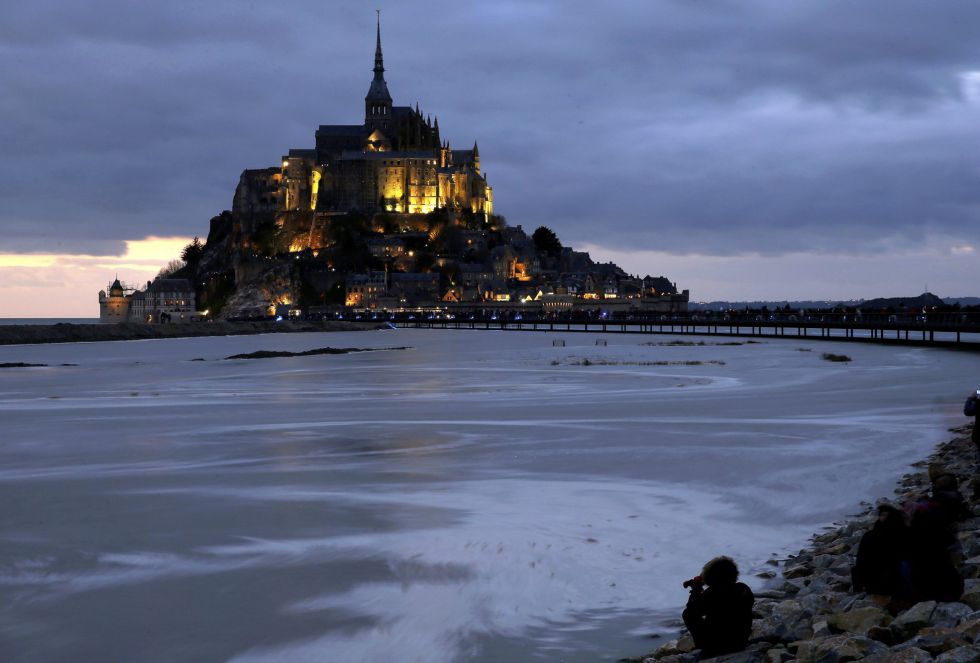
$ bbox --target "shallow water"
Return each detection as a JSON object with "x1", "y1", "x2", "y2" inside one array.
[{"x1": 0, "y1": 330, "x2": 975, "y2": 662}]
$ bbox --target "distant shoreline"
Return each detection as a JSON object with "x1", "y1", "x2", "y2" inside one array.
[{"x1": 0, "y1": 320, "x2": 381, "y2": 346}]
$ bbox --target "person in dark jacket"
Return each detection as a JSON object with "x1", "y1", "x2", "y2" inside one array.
[
  {"x1": 907, "y1": 474, "x2": 966, "y2": 602},
  {"x1": 851, "y1": 503, "x2": 912, "y2": 599},
  {"x1": 966, "y1": 391, "x2": 980, "y2": 462},
  {"x1": 682, "y1": 556, "x2": 754, "y2": 658}
]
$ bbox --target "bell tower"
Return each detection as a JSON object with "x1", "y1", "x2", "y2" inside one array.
[{"x1": 364, "y1": 11, "x2": 393, "y2": 131}]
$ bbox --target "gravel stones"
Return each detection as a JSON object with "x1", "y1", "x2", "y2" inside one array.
[{"x1": 633, "y1": 430, "x2": 980, "y2": 663}]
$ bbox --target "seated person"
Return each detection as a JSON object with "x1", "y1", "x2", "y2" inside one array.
[
  {"x1": 908, "y1": 475, "x2": 966, "y2": 602},
  {"x1": 682, "y1": 556, "x2": 754, "y2": 658},
  {"x1": 851, "y1": 503, "x2": 912, "y2": 599}
]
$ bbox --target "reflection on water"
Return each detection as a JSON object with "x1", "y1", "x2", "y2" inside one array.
[{"x1": 0, "y1": 330, "x2": 972, "y2": 662}]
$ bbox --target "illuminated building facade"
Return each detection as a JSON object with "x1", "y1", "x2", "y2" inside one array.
[
  {"x1": 98, "y1": 278, "x2": 196, "y2": 323},
  {"x1": 262, "y1": 17, "x2": 492, "y2": 218},
  {"x1": 98, "y1": 279, "x2": 131, "y2": 323}
]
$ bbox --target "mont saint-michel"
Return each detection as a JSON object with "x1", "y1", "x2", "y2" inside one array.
[{"x1": 98, "y1": 18, "x2": 687, "y2": 324}]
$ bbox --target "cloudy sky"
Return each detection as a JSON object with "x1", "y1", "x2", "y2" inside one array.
[{"x1": 2, "y1": 0, "x2": 978, "y2": 316}]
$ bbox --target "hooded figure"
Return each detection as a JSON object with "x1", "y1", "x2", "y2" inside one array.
[
  {"x1": 682, "y1": 556, "x2": 754, "y2": 658},
  {"x1": 907, "y1": 475, "x2": 966, "y2": 602},
  {"x1": 851, "y1": 504, "x2": 912, "y2": 598},
  {"x1": 965, "y1": 392, "x2": 980, "y2": 458}
]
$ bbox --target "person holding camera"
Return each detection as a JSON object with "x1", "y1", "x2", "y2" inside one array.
[{"x1": 681, "y1": 556, "x2": 755, "y2": 658}]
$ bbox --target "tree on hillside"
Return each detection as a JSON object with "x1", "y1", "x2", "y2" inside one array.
[
  {"x1": 532, "y1": 226, "x2": 563, "y2": 258},
  {"x1": 424, "y1": 207, "x2": 452, "y2": 230},
  {"x1": 253, "y1": 220, "x2": 285, "y2": 256},
  {"x1": 181, "y1": 237, "x2": 204, "y2": 265},
  {"x1": 157, "y1": 258, "x2": 185, "y2": 279}
]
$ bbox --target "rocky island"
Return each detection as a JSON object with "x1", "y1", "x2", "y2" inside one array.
[{"x1": 98, "y1": 16, "x2": 688, "y2": 325}]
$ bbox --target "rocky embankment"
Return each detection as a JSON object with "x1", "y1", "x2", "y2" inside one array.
[
  {"x1": 0, "y1": 320, "x2": 380, "y2": 345},
  {"x1": 635, "y1": 426, "x2": 980, "y2": 663}
]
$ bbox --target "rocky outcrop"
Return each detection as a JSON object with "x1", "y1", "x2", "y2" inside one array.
[
  {"x1": 221, "y1": 259, "x2": 301, "y2": 320},
  {"x1": 633, "y1": 427, "x2": 980, "y2": 663}
]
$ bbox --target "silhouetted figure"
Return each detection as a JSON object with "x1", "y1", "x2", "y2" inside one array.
[
  {"x1": 966, "y1": 391, "x2": 980, "y2": 462},
  {"x1": 907, "y1": 475, "x2": 966, "y2": 602},
  {"x1": 682, "y1": 556, "x2": 754, "y2": 658},
  {"x1": 851, "y1": 504, "x2": 913, "y2": 599}
]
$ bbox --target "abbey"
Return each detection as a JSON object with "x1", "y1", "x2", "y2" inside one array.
[
  {"x1": 97, "y1": 16, "x2": 687, "y2": 320},
  {"x1": 234, "y1": 16, "x2": 492, "y2": 219}
]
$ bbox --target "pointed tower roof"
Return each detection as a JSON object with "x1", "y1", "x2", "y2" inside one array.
[
  {"x1": 365, "y1": 11, "x2": 392, "y2": 103},
  {"x1": 472, "y1": 141, "x2": 480, "y2": 157}
]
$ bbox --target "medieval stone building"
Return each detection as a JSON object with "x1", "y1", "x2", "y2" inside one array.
[
  {"x1": 99, "y1": 278, "x2": 196, "y2": 323},
  {"x1": 235, "y1": 17, "x2": 492, "y2": 222}
]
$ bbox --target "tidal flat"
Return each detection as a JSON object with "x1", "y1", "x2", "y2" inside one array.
[{"x1": 0, "y1": 329, "x2": 974, "y2": 662}]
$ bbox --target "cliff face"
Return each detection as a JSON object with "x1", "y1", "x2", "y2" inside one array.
[
  {"x1": 187, "y1": 209, "x2": 348, "y2": 319},
  {"x1": 221, "y1": 259, "x2": 300, "y2": 319}
]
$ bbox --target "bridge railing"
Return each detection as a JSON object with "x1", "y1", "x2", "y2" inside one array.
[{"x1": 378, "y1": 310, "x2": 980, "y2": 331}]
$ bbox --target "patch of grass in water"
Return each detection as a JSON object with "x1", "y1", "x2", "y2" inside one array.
[
  {"x1": 562, "y1": 359, "x2": 726, "y2": 367},
  {"x1": 822, "y1": 353, "x2": 852, "y2": 363},
  {"x1": 226, "y1": 346, "x2": 409, "y2": 360},
  {"x1": 640, "y1": 340, "x2": 754, "y2": 347}
]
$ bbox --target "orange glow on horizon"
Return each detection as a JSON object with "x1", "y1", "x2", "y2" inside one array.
[{"x1": 0, "y1": 235, "x2": 194, "y2": 318}]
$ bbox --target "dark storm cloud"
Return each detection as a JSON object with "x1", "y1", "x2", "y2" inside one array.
[{"x1": 1, "y1": 0, "x2": 978, "y2": 257}]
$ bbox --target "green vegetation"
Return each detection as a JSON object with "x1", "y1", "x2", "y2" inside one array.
[
  {"x1": 156, "y1": 258, "x2": 185, "y2": 279},
  {"x1": 253, "y1": 220, "x2": 286, "y2": 256},
  {"x1": 532, "y1": 226, "x2": 563, "y2": 258},
  {"x1": 198, "y1": 271, "x2": 236, "y2": 316},
  {"x1": 181, "y1": 237, "x2": 205, "y2": 265}
]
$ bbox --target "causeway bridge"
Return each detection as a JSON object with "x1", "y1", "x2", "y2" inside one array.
[{"x1": 391, "y1": 311, "x2": 980, "y2": 351}]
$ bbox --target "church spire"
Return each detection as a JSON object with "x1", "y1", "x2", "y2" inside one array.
[
  {"x1": 374, "y1": 10, "x2": 384, "y2": 76},
  {"x1": 365, "y1": 10, "x2": 392, "y2": 129}
]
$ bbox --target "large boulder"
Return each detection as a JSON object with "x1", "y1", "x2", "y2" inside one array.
[
  {"x1": 784, "y1": 564, "x2": 812, "y2": 579},
  {"x1": 827, "y1": 606, "x2": 891, "y2": 636},
  {"x1": 651, "y1": 635, "x2": 696, "y2": 658},
  {"x1": 892, "y1": 602, "x2": 974, "y2": 641},
  {"x1": 764, "y1": 646, "x2": 792, "y2": 663},
  {"x1": 703, "y1": 642, "x2": 770, "y2": 663},
  {"x1": 642, "y1": 655, "x2": 698, "y2": 663},
  {"x1": 863, "y1": 647, "x2": 934, "y2": 663},
  {"x1": 960, "y1": 586, "x2": 980, "y2": 611},
  {"x1": 936, "y1": 646, "x2": 980, "y2": 663},
  {"x1": 956, "y1": 618, "x2": 980, "y2": 643},
  {"x1": 795, "y1": 634, "x2": 888, "y2": 663},
  {"x1": 895, "y1": 627, "x2": 970, "y2": 655}
]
